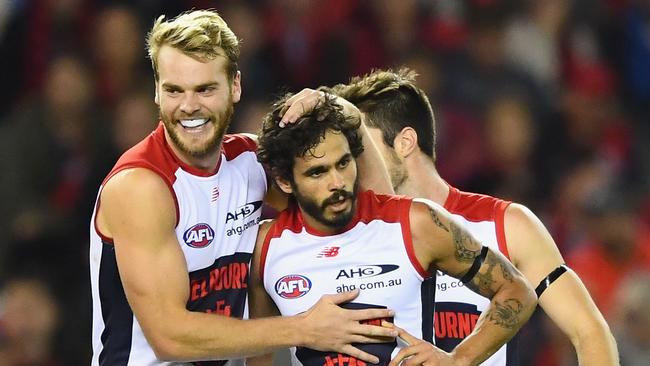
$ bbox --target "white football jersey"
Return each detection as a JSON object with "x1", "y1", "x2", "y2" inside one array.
[
  {"x1": 90, "y1": 124, "x2": 266, "y2": 366},
  {"x1": 260, "y1": 191, "x2": 434, "y2": 366},
  {"x1": 434, "y1": 185, "x2": 517, "y2": 366}
]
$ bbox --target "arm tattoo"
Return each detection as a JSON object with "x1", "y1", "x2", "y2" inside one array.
[
  {"x1": 487, "y1": 299, "x2": 524, "y2": 330},
  {"x1": 500, "y1": 262, "x2": 514, "y2": 283},
  {"x1": 466, "y1": 251, "x2": 497, "y2": 298},
  {"x1": 427, "y1": 207, "x2": 449, "y2": 232},
  {"x1": 450, "y1": 223, "x2": 481, "y2": 263}
]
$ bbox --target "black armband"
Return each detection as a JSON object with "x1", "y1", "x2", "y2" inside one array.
[
  {"x1": 535, "y1": 264, "x2": 569, "y2": 297},
  {"x1": 460, "y1": 246, "x2": 489, "y2": 284}
]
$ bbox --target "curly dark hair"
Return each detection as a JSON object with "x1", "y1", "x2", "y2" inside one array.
[{"x1": 257, "y1": 94, "x2": 364, "y2": 183}]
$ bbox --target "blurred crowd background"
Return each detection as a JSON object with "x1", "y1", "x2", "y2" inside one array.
[{"x1": 0, "y1": 0, "x2": 648, "y2": 365}]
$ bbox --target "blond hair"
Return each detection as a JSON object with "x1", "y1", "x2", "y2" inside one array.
[{"x1": 146, "y1": 9, "x2": 240, "y2": 81}]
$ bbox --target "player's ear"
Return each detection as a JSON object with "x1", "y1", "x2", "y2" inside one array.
[
  {"x1": 154, "y1": 82, "x2": 160, "y2": 105},
  {"x1": 275, "y1": 176, "x2": 293, "y2": 194},
  {"x1": 395, "y1": 127, "x2": 418, "y2": 158},
  {"x1": 231, "y1": 71, "x2": 241, "y2": 104}
]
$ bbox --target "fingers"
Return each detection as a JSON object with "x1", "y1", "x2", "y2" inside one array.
[
  {"x1": 348, "y1": 307, "x2": 395, "y2": 322},
  {"x1": 382, "y1": 320, "x2": 422, "y2": 347},
  {"x1": 340, "y1": 345, "x2": 380, "y2": 365},
  {"x1": 381, "y1": 320, "x2": 396, "y2": 329},
  {"x1": 279, "y1": 88, "x2": 326, "y2": 126},
  {"x1": 348, "y1": 333, "x2": 396, "y2": 344},
  {"x1": 352, "y1": 323, "x2": 398, "y2": 338},
  {"x1": 284, "y1": 91, "x2": 306, "y2": 106},
  {"x1": 388, "y1": 344, "x2": 422, "y2": 366},
  {"x1": 326, "y1": 289, "x2": 360, "y2": 304},
  {"x1": 392, "y1": 324, "x2": 420, "y2": 346},
  {"x1": 401, "y1": 351, "x2": 432, "y2": 366}
]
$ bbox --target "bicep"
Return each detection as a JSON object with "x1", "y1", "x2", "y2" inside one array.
[
  {"x1": 536, "y1": 269, "x2": 607, "y2": 338},
  {"x1": 410, "y1": 200, "x2": 524, "y2": 299},
  {"x1": 503, "y1": 206, "x2": 607, "y2": 336},
  {"x1": 410, "y1": 200, "x2": 482, "y2": 278},
  {"x1": 100, "y1": 170, "x2": 189, "y2": 335},
  {"x1": 504, "y1": 203, "x2": 565, "y2": 285}
]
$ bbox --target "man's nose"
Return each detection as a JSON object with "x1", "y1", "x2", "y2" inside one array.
[
  {"x1": 180, "y1": 92, "x2": 200, "y2": 115},
  {"x1": 328, "y1": 170, "x2": 345, "y2": 191}
]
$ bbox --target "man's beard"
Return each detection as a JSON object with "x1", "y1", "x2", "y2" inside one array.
[
  {"x1": 293, "y1": 176, "x2": 360, "y2": 231},
  {"x1": 161, "y1": 99, "x2": 234, "y2": 158},
  {"x1": 387, "y1": 147, "x2": 408, "y2": 193}
]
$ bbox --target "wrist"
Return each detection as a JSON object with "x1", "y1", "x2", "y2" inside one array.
[
  {"x1": 449, "y1": 349, "x2": 473, "y2": 366},
  {"x1": 287, "y1": 313, "x2": 311, "y2": 348}
]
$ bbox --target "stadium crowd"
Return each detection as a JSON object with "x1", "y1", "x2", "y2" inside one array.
[{"x1": 0, "y1": 0, "x2": 648, "y2": 364}]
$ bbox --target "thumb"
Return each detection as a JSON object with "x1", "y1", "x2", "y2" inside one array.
[{"x1": 327, "y1": 289, "x2": 360, "y2": 305}]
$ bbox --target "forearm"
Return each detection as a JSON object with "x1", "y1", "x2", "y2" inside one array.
[
  {"x1": 573, "y1": 320, "x2": 619, "y2": 366},
  {"x1": 356, "y1": 122, "x2": 393, "y2": 194},
  {"x1": 247, "y1": 353, "x2": 276, "y2": 366},
  {"x1": 149, "y1": 311, "x2": 303, "y2": 362},
  {"x1": 452, "y1": 282, "x2": 537, "y2": 366}
]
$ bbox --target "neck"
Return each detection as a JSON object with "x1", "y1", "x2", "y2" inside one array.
[{"x1": 398, "y1": 152, "x2": 450, "y2": 205}]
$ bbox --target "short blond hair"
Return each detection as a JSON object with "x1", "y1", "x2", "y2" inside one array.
[{"x1": 146, "y1": 9, "x2": 240, "y2": 81}]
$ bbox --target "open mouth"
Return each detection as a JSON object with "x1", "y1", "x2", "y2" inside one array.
[
  {"x1": 179, "y1": 118, "x2": 210, "y2": 129},
  {"x1": 327, "y1": 197, "x2": 349, "y2": 212}
]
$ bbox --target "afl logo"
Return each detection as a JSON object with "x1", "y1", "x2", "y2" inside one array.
[
  {"x1": 275, "y1": 275, "x2": 312, "y2": 299},
  {"x1": 183, "y1": 223, "x2": 215, "y2": 248}
]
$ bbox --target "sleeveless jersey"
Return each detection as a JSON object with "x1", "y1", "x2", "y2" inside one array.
[
  {"x1": 260, "y1": 191, "x2": 434, "y2": 366},
  {"x1": 433, "y1": 185, "x2": 515, "y2": 365},
  {"x1": 89, "y1": 123, "x2": 266, "y2": 366}
]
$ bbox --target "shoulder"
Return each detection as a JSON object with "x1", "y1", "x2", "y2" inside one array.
[
  {"x1": 503, "y1": 202, "x2": 563, "y2": 268},
  {"x1": 98, "y1": 168, "x2": 177, "y2": 237},
  {"x1": 222, "y1": 133, "x2": 258, "y2": 160},
  {"x1": 257, "y1": 219, "x2": 276, "y2": 242},
  {"x1": 504, "y1": 202, "x2": 538, "y2": 225},
  {"x1": 107, "y1": 126, "x2": 179, "y2": 185},
  {"x1": 410, "y1": 198, "x2": 445, "y2": 220},
  {"x1": 355, "y1": 191, "x2": 412, "y2": 223},
  {"x1": 446, "y1": 188, "x2": 510, "y2": 222},
  {"x1": 103, "y1": 167, "x2": 170, "y2": 198},
  {"x1": 408, "y1": 198, "x2": 452, "y2": 237},
  {"x1": 101, "y1": 167, "x2": 176, "y2": 217},
  {"x1": 503, "y1": 203, "x2": 552, "y2": 241}
]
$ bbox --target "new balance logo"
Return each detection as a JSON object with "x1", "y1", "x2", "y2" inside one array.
[{"x1": 317, "y1": 246, "x2": 340, "y2": 258}]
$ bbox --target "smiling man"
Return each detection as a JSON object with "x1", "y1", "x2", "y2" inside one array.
[{"x1": 89, "y1": 10, "x2": 396, "y2": 366}]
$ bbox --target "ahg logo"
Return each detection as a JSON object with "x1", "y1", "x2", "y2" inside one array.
[
  {"x1": 275, "y1": 275, "x2": 312, "y2": 299},
  {"x1": 225, "y1": 201, "x2": 263, "y2": 223},
  {"x1": 183, "y1": 223, "x2": 215, "y2": 248},
  {"x1": 335, "y1": 265, "x2": 399, "y2": 280}
]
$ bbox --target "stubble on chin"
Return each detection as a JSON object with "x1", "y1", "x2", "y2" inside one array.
[{"x1": 160, "y1": 102, "x2": 234, "y2": 158}]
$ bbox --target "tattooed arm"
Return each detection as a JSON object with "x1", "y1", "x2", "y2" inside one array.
[{"x1": 391, "y1": 199, "x2": 537, "y2": 366}]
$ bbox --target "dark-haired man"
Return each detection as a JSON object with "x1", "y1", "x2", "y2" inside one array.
[
  {"x1": 248, "y1": 95, "x2": 537, "y2": 366},
  {"x1": 331, "y1": 68, "x2": 619, "y2": 365}
]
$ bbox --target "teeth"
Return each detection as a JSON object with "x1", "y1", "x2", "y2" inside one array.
[{"x1": 179, "y1": 118, "x2": 208, "y2": 128}]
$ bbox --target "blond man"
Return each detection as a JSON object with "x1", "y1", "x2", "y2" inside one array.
[{"x1": 89, "y1": 10, "x2": 393, "y2": 365}]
